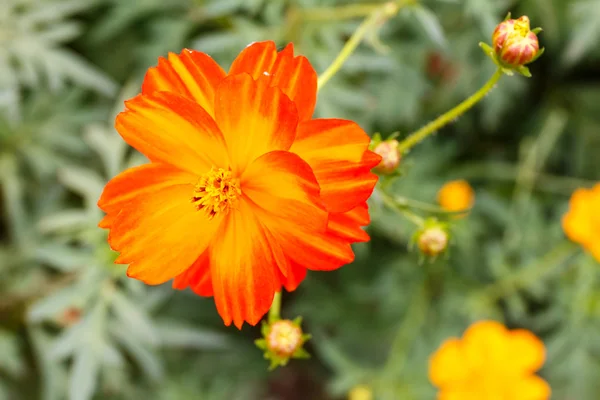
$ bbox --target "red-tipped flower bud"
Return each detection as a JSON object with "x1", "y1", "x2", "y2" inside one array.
[
  {"x1": 492, "y1": 16, "x2": 540, "y2": 67},
  {"x1": 373, "y1": 139, "x2": 401, "y2": 174}
]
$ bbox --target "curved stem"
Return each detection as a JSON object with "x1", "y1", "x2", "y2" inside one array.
[
  {"x1": 379, "y1": 190, "x2": 425, "y2": 227},
  {"x1": 317, "y1": 1, "x2": 407, "y2": 90},
  {"x1": 394, "y1": 195, "x2": 472, "y2": 216},
  {"x1": 396, "y1": 68, "x2": 504, "y2": 154},
  {"x1": 383, "y1": 279, "x2": 429, "y2": 375},
  {"x1": 268, "y1": 291, "x2": 282, "y2": 323}
]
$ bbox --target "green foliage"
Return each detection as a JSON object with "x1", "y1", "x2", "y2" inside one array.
[{"x1": 1, "y1": 0, "x2": 599, "y2": 399}]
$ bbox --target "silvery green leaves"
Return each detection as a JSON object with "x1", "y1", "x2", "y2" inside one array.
[{"x1": 0, "y1": 0, "x2": 116, "y2": 113}]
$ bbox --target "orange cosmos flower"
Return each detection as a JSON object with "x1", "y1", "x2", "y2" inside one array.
[
  {"x1": 98, "y1": 42, "x2": 381, "y2": 328},
  {"x1": 437, "y1": 179, "x2": 475, "y2": 213},
  {"x1": 562, "y1": 183, "x2": 600, "y2": 262},
  {"x1": 429, "y1": 320, "x2": 551, "y2": 400}
]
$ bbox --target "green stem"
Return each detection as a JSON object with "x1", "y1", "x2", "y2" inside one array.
[
  {"x1": 268, "y1": 291, "x2": 282, "y2": 323},
  {"x1": 396, "y1": 68, "x2": 503, "y2": 154},
  {"x1": 379, "y1": 190, "x2": 425, "y2": 227},
  {"x1": 394, "y1": 195, "x2": 472, "y2": 216},
  {"x1": 483, "y1": 241, "x2": 578, "y2": 301},
  {"x1": 383, "y1": 279, "x2": 429, "y2": 375},
  {"x1": 317, "y1": 1, "x2": 410, "y2": 90}
]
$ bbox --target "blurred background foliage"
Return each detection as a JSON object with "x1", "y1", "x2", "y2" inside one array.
[{"x1": 0, "y1": 0, "x2": 599, "y2": 399}]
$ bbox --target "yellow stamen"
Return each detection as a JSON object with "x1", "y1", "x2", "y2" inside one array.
[{"x1": 192, "y1": 167, "x2": 241, "y2": 219}]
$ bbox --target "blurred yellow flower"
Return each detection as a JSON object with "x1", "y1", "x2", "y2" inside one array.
[
  {"x1": 429, "y1": 320, "x2": 550, "y2": 400},
  {"x1": 562, "y1": 184, "x2": 600, "y2": 262},
  {"x1": 437, "y1": 179, "x2": 475, "y2": 213},
  {"x1": 348, "y1": 384, "x2": 373, "y2": 400}
]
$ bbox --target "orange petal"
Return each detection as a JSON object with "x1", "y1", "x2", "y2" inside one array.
[
  {"x1": 462, "y1": 320, "x2": 509, "y2": 372},
  {"x1": 98, "y1": 163, "x2": 196, "y2": 228},
  {"x1": 141, "y1": 49, "x2": 226, "y2": 117},
  {"x1": 437, "y1": 389, "x2": 479, "y2": 400},
  {"x1": 508, "y1": 329, "x2": 546, "y2": 373},
  {"x1": 278, "y1": 261, "x2": 307, "y2": 292},
  {"x1": 562, "y1": 190, "x2": 594, "y2": 245},
  {"x1": 286, "y1": 231, "x2": 355, "y2": 271},
  {"x1": 108, "y1": 182, "x2": 223, "y2": 285},
  {"x1": 290, "y1": 119, "x2": 381, "y2": 213},
  {"x1": 209, "y1": 200, "x2": 282, "y2": 328},
  {"x1": 508, "y1": 375, "x2": 551, "y2": 400},
  {"x1": 241, "y1": 150, "x2": 327, "y2": 233},
  {"x1": 172, "y1": 251, "x2": 213, "y2": 297},
  {"x1": 115, "y1": 92, "x2": 229, "y2": 174},
  {"x1": 229, "y1": 42, "x2": 278, "y2": 82},
  {"x1": 214, "y1": 74, "x2": 298, "y2": 175},
  {"x1": 327, "y1": 202, "x2": 371, "y2": 243},
  {"x1": 429, "y1": 338, "x2": 469, "y2": 388},
  {"x1": 240, "y1": 150, "x2": 352, "y2": 271},
  {"x1": 229, "y1": 42, "x2": 317, "y2": 121}
]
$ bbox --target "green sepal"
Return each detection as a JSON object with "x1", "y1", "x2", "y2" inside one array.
[
  {"x1": 369, "y1": 133, "x2": 383, "y2": 150},
  {"x1": 261, "y1": 321, "x2": 270, "y2": 336},
  {"x1": 255, "y1": 338, "x2": 267, "y2": 350},
  {"x1": 479, "y1": 42, "x2": 495, "y2": 59},
  {"x1": 515, "y1": 66, "x2": 532, "y2": 77},
  {"x1": 388, "y1": 131, "x2": 401, "y2": 140},
  {"x1": 530, "y1": 47, "x2": 545, "y2": 63},
  {"x1": 292, "y1": 347, "x2": 311, "y2": 359}
]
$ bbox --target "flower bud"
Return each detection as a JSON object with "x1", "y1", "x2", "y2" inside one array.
[
  {"x1": 492, "y1": 15, "x2": 540, "y2": 67},
  {"x1": 437, "y1": 179, "x2": 475, "y2": 215},
  {"x1": 417, "y1": 226, "x2": 449, "y2": 257},
  {"x1": 266, "y1": 319, "x2": 303, "y2": 357},
  {"x1": 373, "y1": 139, "x2": 400, "y2": 174},
  {"x1": 255, "y1": 317, "x2": 311, "y2": 370}
]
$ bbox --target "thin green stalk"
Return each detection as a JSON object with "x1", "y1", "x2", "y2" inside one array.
[
  {"x1": 394, "y1": 195, "x2": 472, "y2": 216},
  {"x1": 317, "y1": 1, "x2": 411, "y2": 90},
  {"x1": 383, "y1": 280, "x2": 429, "y2": 374},
  {"x1": 396, "y1": 68, "x2": 503, "y2": 154},
  {"x1": 379, "y1": 190, "x2": 425, "y2": 227},
  {"x1": 268, "y1": 291, "x2": 282, "y2": 323}
]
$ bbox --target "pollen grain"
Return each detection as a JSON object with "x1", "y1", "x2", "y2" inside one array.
[{"x1": 192, "y1": 167, "x2": 241, "y2": 219}]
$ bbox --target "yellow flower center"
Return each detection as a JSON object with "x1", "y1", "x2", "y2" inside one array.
[{"x1": 192, "y1": 167, "x2": 241, "y2": 219}]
